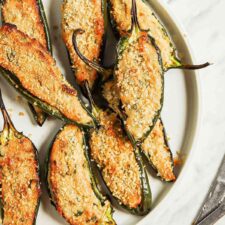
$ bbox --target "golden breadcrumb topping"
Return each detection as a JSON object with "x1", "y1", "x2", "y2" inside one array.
[
  {"x1": 62, "y1": 0, "x2": 104, "y2": 88},
  {"x1": 90, "y1": 111, "x2": 142, "y2": 208},
  {"x1": 0, "y1": 133, "x2": 40, "y2": 225},
  {"x1": 2, "y1": 0, "x2": 47, "y2": 48},
  {"x1": 2, "y1": 0, "x2": 50, "y2": 123},
  {"x1": 48, "y1": 125, "x2": 114, "y2": 225},
  {"x1": 0, "y1": 25, "x2": 92, "y2": 125},
  {"x1": 142, "y1": 120, "x2": 175, "y2": 181},
  {"x1": 115, "y1": 35, "x2": 163, "y2": 140}
]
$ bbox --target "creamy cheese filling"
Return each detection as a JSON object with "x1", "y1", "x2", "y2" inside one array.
[
  {"x1": 102, "y1": 80, "x2": 121, "y2": 114},
  {"x1": 48, "y1": 125, "x2": 113, "y2": 225},
  {"x1": 62, "y1": 0, "x2": 104, "y2": 88}
]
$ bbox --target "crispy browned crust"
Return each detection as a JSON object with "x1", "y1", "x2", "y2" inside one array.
[
  {"x1": 48, "y1": 125, "x2": 112, "y2": 225},
  {"x1": 0, "y1": 136, "x2": 40, "y2": 225},
  {"x1": 1, "y1": 0, "x2": 50, "y2": 125},
  {"x1": 142, "y1": 120, "x2": 175, "y2": 181},
  {"x1": 0, "y1": 25, "x2": 92, "y2": 125},
  {"x1": 61, "y1": 0, "x2": 104, "y2": 88},
  {"x1": 2, "y1": 0, "x2": 47, "y2": 48},
  {"x1": 116, "y1": 35, "x2": 163, "y2": 140},
  {"x1": 89, "y1": 111, "x2": 142, "y2": 208}
]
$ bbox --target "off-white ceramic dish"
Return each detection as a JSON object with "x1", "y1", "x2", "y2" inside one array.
[{"x1": 0, "y1": 0, "x2": 202, "y2": 224}]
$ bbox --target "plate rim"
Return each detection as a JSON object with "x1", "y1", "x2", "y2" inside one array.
[{"x1": 137, "y1": 1, "x2": 202, "y2": 224}]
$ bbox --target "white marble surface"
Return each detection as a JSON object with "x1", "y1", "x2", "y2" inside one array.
[{"x1": 145, "y1": 0, "x2": 225, "y2": 224}]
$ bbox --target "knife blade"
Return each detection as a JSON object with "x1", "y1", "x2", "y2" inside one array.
[
  {"x1": 194, "y1": 155, "x2": 225, "y2": 225},
  {"x1": 195, "y1": 203, "x2": 225, "y2": 225}
]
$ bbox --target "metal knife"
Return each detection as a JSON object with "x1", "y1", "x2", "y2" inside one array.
[{"x1": 194, "y1": 155, "x2": 225, "y2": 225}]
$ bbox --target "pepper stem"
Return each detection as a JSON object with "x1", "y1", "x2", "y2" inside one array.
[
  {"x1": 83, "y1": 81, "x2": 100, "y2": 120},
  {"x1": 169, "y1": 56, "x2": 211, "y2": 70},
  {"x1": 130, "y1": 0, "x2": 148, "y2": 34},
  {"x1": 176, "y1": 62, "x2": 211, "y2": 70},
  {"x1": 131, "y1": 0, "x2": 141, "y2": 32},
  {"x1": 72, "y1": 29, "x2": 112, "y2": 81},
  {"x1": 0, "y1": 89, "x2": 16, "y2": 132}
]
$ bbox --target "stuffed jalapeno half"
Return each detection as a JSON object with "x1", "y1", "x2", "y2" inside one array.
[
  {"x1": 0, "y1": 89, "x2": 41, "y2": 225},
  {"x1": 111, "y1": 0, "x2": 164, "y2": 143},
  {"x1": 89, "y1": 110, "x2": 151, "y2": 215},
  {"x1": 108, "y1": 0, "x2": 209, "y2": 71},
  {"x1": 62, "y1": 0, "x2": 106, "y2": 90},
  {"x1": 83, "y1": 82, "x2": 151, "y2": 215},
  {"x1": 141, "y1": 119, "x2": 175, "y2": 182},
  {"x1": 103, "y1": 80, "x2": 175, "y2": 182},
  {"x1": 46, "y1": 124, "x2": 116, "y2": 225},
  {"x1": 1, "y1": 0, "x2": 52, "y2": 126},
  {"x1": 0, "y1": 24, "x2": 95, "y2": 128}
]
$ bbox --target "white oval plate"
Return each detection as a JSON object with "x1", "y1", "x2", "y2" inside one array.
[{"x1": 0, "y1": 0, "x2": 201, "y2": 225}]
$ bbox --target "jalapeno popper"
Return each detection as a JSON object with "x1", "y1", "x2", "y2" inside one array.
[
  {"x1": 108, "y1": 0, "x2": 209, "y2": 70},
  {"x1": 77, "y1": 81, "x2": 151, "y2": 215},
  {"x1": 1, "y1": 0, "x2": 52, "y2": 126},
  {"x1": 62, "y1": 0, "x2": 105, "y2": 89},
  {"x1": 115, "y1": 38, "x2": 163, "y2": 142},
  {"x1": 108, "y1": 0, "x2": 163, "y2": 143},
  {"x1": 0, "y1": 25, "x2": 95, "y2": 128},
  {"x1": 47, "y1": 124, "x2": 115, "y2": 225},
  {"x1": 89, "y1": 110, "x2": 151, "y2": 214},
  {"x1": 103, "y1": 80, "x2": 175, "y2": 182},
  {"x1": 141, "y1": 119, "x2": 175, "y2": 181},
  {"x1": 0, "y1": 90, "x2": 41, "y2": 225}
]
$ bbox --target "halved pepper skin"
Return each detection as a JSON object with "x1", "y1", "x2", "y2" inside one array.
[
  {"x1": 108, "y1": 0, "x2": 210, "y2": 71},
  {"x1": 36, "y1": 0, "x2": 52, "y2": 54},
  {"x1": 46, "y1": 124, "x2": 116, "y2": 225},
  {"x1": 1, "y1": 0, "x2": 52, "y2": 126},
  {"x1": 0, "y1": 89, "x2": 41, "y2": 225},
  {"x1": 0, "y1": 24, "x2": 96, "y2": 128},
  {"x1": 108, "y1": 0, "x2": 176, "y2": 70}
]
